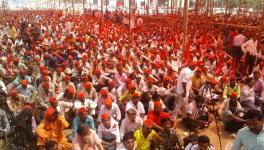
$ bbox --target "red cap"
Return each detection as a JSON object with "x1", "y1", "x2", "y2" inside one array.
[
  {"x1": 77, "y1": 92, "x2": 85, "y2": 99},
  {"x1": 67, "y1": 87, "x2": 75, "y2": 96},
  {"x1": 210, "y1": 79, "x2": 218, "y2": 85},
  {"x1": 24, "y1": 105, "x2": 32, "y2": 109},
  {"x1": 126, "y1": 78, "x2": 132, "y2": 84},
  {"x1": 101, "y1": 113, "x2": 110, "y2": 120},
  {"x1": 49, "y1": 97, "x2": 57, "y2": 103},
  {"x1": 154, "y1": 101, "x2": 161, "y2": 108},
  {"x1": 56, "y1": 67, "x2": 63, "y2": 72},
  {"x1": 221, "y1": 76, "x2": 228, "y2": 83},
  {"x1": 43, "y1": 76, "x2": 49, "y2": 82},
  {"x1": 163, "y1": 75, "x2": 170, "y2": 81},
  {"x1": 95, "y1": 68, "x2": 101, "y2": 74},
  {"x1": 108, "y1": 80, "x2": 115, "y2": 87},
  {"x1": 100, "y1": 89, "x2": 108, "y2": 97},
  {"x1": 128, "y1": 83, "x2": 136, "y2": 89},
  {"x1": 230, "y1": 92, "x2": 238, "y2": 98},
  {"x1": 42, "y1": 82, "x2": 50, "y2": 89},
  {"x1": 260, "y1": 61, "x2": 264, "y2": 66},
  {"x1": 42, "y1": 69, "x2": 49, "y2": 75},
  {"x1": 143, "y1": 119, "x2": 153, "y2": 128},
  {"x1": 104, "y1": 98, "x2": 112, "y2": 107},
  {"x1": 45, "y1": 107, "x2": 55, "y2": 119},
  {"x1": 78, "y1": 107, "x2": 86, "y2": 113},
  {"x1": 84, "y1": 82, "x2": 92, "y2": 90},
  {"x1": 132, "y1": 92, "x2": 140, "y2": 98},
  {"x1": 64, "y1": 75, "x2": 71, "y2": 81},
  {"x1": 20, "y1": 80, "x2": 28, "y2": 86},
  {"x1": 144, "y1": 69, "x2": 151, "y2": 75},
  {"x1": 9, "y1": 89, "x2": 17, "y2": 97}
]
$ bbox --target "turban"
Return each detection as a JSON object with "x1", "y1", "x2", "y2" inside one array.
[
  {"x1": 20, "y1": 80, "x2": 28, "y2": 86},
  {"x1": 101, "y1": 113, "x2": 110, "y2": 120},
  {"x1": 49, "y1": 97, "x2": 57, "y2": 103},
  {"x1": 104, "y1": 98, "x2": 112, "y2": 108}
]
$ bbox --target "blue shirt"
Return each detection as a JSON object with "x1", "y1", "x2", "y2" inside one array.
[
  {"x1": 72, "y1": 115, "x2": 95, "y2": 137},
  {"x1": 232, "y1": 126, "x2": 264, "y2": 150}
]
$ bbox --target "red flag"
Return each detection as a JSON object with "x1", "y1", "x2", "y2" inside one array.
[{"x1": 116, "y1": 0, "x2": 123, "y2": 7}]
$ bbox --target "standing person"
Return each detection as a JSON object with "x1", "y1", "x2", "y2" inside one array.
[
  {"x1": 232, "y1": 29, "x2": 247, "y2": 62},
  {"x1": 232, "y1": 109, "x2": 264, "y2": 150},
  {"x1": 241, "y1": 36, "x2": 258, "y2": 75},
  {"x1": 173, "y1": 63, "x2": 195, "y2": 118}
]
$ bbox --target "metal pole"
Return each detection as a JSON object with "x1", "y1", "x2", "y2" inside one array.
[{"x1": 182, "y1": 0, "x2": 188, "y2": 56}]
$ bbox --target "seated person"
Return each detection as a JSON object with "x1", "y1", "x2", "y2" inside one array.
[
  {"x1": 148, "y1": 93, "x2": 166, "y2": 112},
  {"x1": 98, "y1": 113, "x2": 120, "y2": 150},
  {"x1": 45, "y1": 140, "x2": 59, "y2": 150},
  {"x1": 147, "y1": 101, "x2": 172, "y2": 131},
  {"x1": 120, "y1": 108, "x2": 143, "y2": 139},
  {"x1": 72, "y1": 124, "x2": 104, "y2": 150},
  {"x1": 15, "y1": 105, "x2": 37, "y2": 148},
  {"x1": 71, "y1": 107, "x2": 95, "y2": 140},
  {"x1": 223, "y1": 77, "x2": 240, "y2": 100},
  {"x1": 134, "y1": 119, "x2": 163, "y2": 150},
  {"x1": 7, "y1": 89, "x2": 25, "y2": 116},
  {"x1": 117, "y1": 131, "x2": 137, "y2": 150},
  {"x1": 36, "y1": 107, "x2": 72, "y2": 149},
  {"x1": 159, "y1": 118, "x2": 182, "y2": 150},
  {"x1": 218, "y1": 92, "x2": 244, "y2": 118},
  {"x1": 183, "y1": 96, "x2": 212, "y2": 132},
  {"x1": 186, "y1": 135, "x2": 215, "y2": 150},
  {"x1": 222, "y1": 99, "x2": 246, "y2": 133},
  {"x1": 191, "y1": 68, "x2": 205, "y2": 95}
]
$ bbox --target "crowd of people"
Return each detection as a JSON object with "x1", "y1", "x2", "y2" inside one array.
[{"x1": 0, "y1": 8, "x2": 263, "y2": 150}]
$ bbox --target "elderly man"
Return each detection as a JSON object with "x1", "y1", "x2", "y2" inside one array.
[{"x1": 120, "y1": 108, "x2": 143, "y2": 139}]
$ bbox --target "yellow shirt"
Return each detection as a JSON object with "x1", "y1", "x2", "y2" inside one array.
[
  {"x1": 192, "y1": 76, "x2": 205, "y2": 90},
  {"x1": 119, "y1": 90, "x2": 131, "y2": 102},
  {"x1": 134, "y1": 128, "x2": 157, "y2": 150}
]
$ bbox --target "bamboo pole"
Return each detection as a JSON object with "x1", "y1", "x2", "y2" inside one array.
[
  {"x1": 182, "y1": 0, "x2": 188, "y2": 55},
  {"x1": 206, "y1": 0, "x2": 209, "y2": 16},
  {"x1": 262, "y1": 0, "x2": 264, "y2": 32},
  {"x1": 128, "y1": 0, "x2": 131, "y2": 49},
  {"x1": 83, "y1": 0, "x2": 85, "y2": 12}
]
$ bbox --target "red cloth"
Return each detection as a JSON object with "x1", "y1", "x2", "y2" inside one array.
[{"x1": 147, "y1": 111, "x2": 170, "y2": 126}]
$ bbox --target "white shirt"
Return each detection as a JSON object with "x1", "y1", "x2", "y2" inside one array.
[
  {"x1": 73, "y1": 99, "x2": 97, "y2": 115},
  {"x1": 240, "y1": 85, "x2": 255, "y2": 103},
  {"x1": 98, "y1": 102, "x2": 121, "y2": 122},
  {"x1": 98, "y1": 118, "x2": 121, "y2": 143},
  {"x1": 120, "y1": 116, "x2": 143, "y2": 139},
  {"x1": 148, "y1": 100, "x2": 166, "y2": 112},
  {"x1": 117, "y1": 142, "x2": 136, "y2": 150},
  {"x1": 176, "y1": 67, "x2": 193, "y2": 95},
  {"x1": 241, "y1": 39, "x2": 258, "y2": 56},
  {"x1": 0, "y1": 80, "x2": 7, "y2": 94},
  {"x1": 126, "y1": 101, "x2": 145, "y2": 117},
  {"x1": 233, "y1": 34, "x2": 247, "y2": 46}
]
